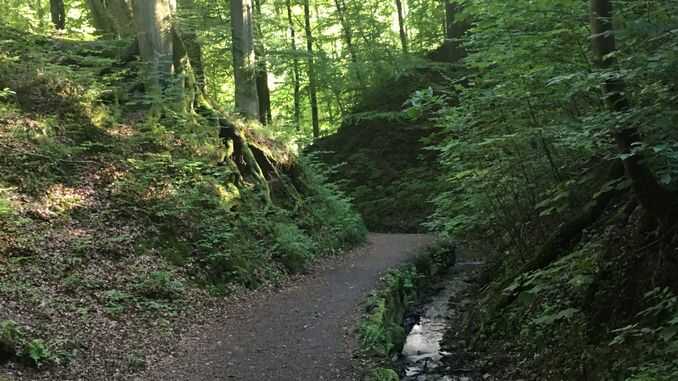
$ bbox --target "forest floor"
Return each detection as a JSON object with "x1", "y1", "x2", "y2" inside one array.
[{"x1": 138, "y1": 233, "x2": 433, "y2": 381}]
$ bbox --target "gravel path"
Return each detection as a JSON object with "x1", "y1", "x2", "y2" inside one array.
[{"x1": 140, "y1": 233, "x2": 432, "y2": 381}]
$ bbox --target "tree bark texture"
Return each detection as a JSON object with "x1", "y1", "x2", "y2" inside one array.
[
  {"x1": 50, "y1": 0, "x2": 66, "y2": 30},
  {"x1": 303, "y1": 0, "x2": 320, "y2": 138},
  {"x1": 442, "y1": 0, "x2": 468, "y2": 62},
  {"x1": 231, "y1": 0, "x2": 260, "y2": 119},
  {"x1": 86, "y1": 0, "x2": 134, "y2": 37},
  {"x1": 394, "y1": 0, "x2": 408, "y2": 54},
  {"x1": 286, "y1": 0, "x2": 301, "y2": 131},
  {"x1": 131, "y1": 0, "x2": 176, "y2": 101},
  {"x1": 253, "y1": 0, "x2": 272, "y2": 125}
]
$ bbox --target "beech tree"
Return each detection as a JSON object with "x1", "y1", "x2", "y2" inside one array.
[
  {"x1": 303, "y1": 0, "x2": 319, "y2": 138},
  {"x1": 253, "y1": 0, "x2": 272, "y2": 125},
  {"x1": 231, "y1": 0, "x2": 260, "y2": 119},
  {"x1": 394, "y1": 0, "x2": 408, "y2": 54},
  {"x1": 86, "y1": 0, "x2": 134, "y2": 37},
  {"x1": 286, "y1": 0, "x2": 302, "y2": 131},
  {"x1": 130, "y1": 0, "x2": 177, "y2": 107},
  {"x1": 49, "y1": 0, "x2": 65, "y2": 30}
]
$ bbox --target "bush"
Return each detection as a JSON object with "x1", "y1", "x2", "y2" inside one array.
[
  {"x1": 24, "y1": 339, "x2": 52, "y2": 367},
  {"x1": 272, "y1": 223, "x2": 314, "y2": 273}
]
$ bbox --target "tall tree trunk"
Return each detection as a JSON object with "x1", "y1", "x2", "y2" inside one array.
[
  {"x1": 286, "y1": 0, "x2": 301, "y2": 131},
  {"x1": 131, "y1": 0, "x2": 176, "y2": 104},
  {"x1": 253, "y1": 0, "x2": 272, "y2": 125},
  {"x1": 231, "y1": 0, "x2": 260, "y2": 119},
  {"x1": 394, "y1": 0, "x2": 408, "y2": 54},
  {"x1": 333, "y1": 0, "x2": 363, "y2": 86},
  {"x1": 590, "y1": 0, "x2": 676, "y2": 224},
  {"x1": 303, "y1": 0, "x2": 320, "y2": 138},
  {"x1": 172, "y1": 11, "x2": 208, "y2": 112},
  {"x1": 50, "y1": 0, "x2": 65, "y2": 30},
  {"x1": 177, "y1": 0, "x2": 206, "y2": 95},
  {"x1": 86, "y1": 0, "x2": 134, "y2": 37},
  {"x1": 441, "y1": 0, "x2": 468, "y2": 62}
]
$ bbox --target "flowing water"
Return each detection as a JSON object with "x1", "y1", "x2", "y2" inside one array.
[{"x1": 399, "y1": 263, "x2": 481, "y2": 381}]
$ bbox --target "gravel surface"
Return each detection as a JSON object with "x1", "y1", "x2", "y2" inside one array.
[{"x1": 139, "y1": 233, "x2": 433, "y2": 381}]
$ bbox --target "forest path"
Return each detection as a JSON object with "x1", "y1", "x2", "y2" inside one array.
[{"x1": 141, "y1": 233, "x2": 433, "y2": 381}]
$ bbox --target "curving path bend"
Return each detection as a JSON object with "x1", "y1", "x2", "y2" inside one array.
[{"x1": 141, "y1": 233, "x2": 433, "y2": 381}]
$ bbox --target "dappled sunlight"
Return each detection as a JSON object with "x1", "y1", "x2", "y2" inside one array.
[
  {"x1": 1, "y1": 0, "x2": 677, "y2": 379},
  {"x1": 35, "y1": 183, "x2": 90, "y2": 217}
]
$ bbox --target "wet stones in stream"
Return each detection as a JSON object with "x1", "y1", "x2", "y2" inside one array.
[{"x1": 398, "y1": 263, "x2": 482, "y2": 381}]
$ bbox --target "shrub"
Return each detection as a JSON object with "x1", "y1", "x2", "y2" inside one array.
[
  {"x1": 272, "y1": 223, "x2": 314, "y2": 273},
  {"x1": 134, "y1": 271, "x2": 185, "y2": 300},
  {"x1": 24, "y1": 339, "x2": 52, "y2": 367}
]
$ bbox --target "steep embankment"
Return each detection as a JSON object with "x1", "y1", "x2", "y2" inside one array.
[
  {"x1": 310, "y1": 58, "x2": 459, "y2": 233},
  {"x1": 0, "y1": 26, "x2": 365, "y2": 380}
]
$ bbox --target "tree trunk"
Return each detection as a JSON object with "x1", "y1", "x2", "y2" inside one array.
[
  {"x1": 333, "y1": 0, "x2": 363, "y2": 85},
  {"x1": 394, "y1": 0, "x2": 408, "y2": 54},
  {"x1": 590, "y1": 0, "x2": 677, "y2": 224},
  {"x1": 303, "y1": 0, "x2": 320, "y2": 138},
  {"x1": 50, "y1": 0, "x2": 66, "y2": 30},
  {"x1": 131, "y1": 0, "x2": 176, "y2": 104},
  {"x1": 286, "y1": 0, "x2": 301, "y2": 131},
  {"x1": 253, "y1": 0, "x2": 272, "y2": 125},
  {"x1": 176, "y1": 0, "x2": 206, "y2": 95},
  {"x1": 86, "y1": 0, "x2": 134, "y2": 37},
  {"x1": 231, "y1": 0, "x2": 260, "y2": 119},
  {"x1": 442, "y1": 0, "x2": 468, "y2": 61}
]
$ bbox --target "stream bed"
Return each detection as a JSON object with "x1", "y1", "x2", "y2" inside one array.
[{"x1": 399, "y1": 263, "x2": 481, "y2": 381}]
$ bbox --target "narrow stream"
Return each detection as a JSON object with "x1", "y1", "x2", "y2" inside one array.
[{"x1": 399, "y1": 263, "x2": 481, "y2": 381}]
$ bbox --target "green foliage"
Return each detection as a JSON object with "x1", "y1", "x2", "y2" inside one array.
[
  {"x1": 359, "y1": 267, "x2": 416, "y2": 356},
  {"x1": 272, "y1": 222, "x2": 314, "y2": 273},
  {"x1": 0, "y1": 195, "x2": 12, "y2": 218},
  {"x1": 429, "y1": 0, "x2": 678, "y2": 245},
  {"x1": 0, "y1": 320, "x2": 20, "y2": 360},
  {"x1": 311, "y1": 113, "x2": 441, "y2": 233},
  {"x1": 366, "y1": 368, "x2": 400, "y2": 381},
  {"x1": 0, "y1": 320, "x2": 58, "y2": 367},
  {"x1": 134, "y1": 271, "x2": 185, "y2": 300},
  {"x1": 103, "y1": 289, "x2": 134, "y2": 316},
  {"x1": 24, "y1": 339, "x2": 53, "y2": 367},
  {"x1": 298, "y1": 155, "x2": 368, "y2": 247},
  {"x1": 610, "y1": 288, "x2": 678, "y2": 380}
]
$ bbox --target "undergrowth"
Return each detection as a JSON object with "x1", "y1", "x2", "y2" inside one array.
[
  {"x1": 410, "y1": 0, "x2": 678, "y2": 379},
  {"x1": 0, "y1": 23, "x2": 366, "y2": 376}
]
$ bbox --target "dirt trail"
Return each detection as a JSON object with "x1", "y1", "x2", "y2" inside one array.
[{"x1": 141, "y1": 233, "x2": 433, "y2": 381}]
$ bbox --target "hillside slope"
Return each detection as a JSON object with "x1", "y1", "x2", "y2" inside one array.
[
  {"x1": 311, "y1": 58, "x2": 459, "y2": 233},
  {"x1": 0, "y1": 26, "x2": 365, "y2": 380}
]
